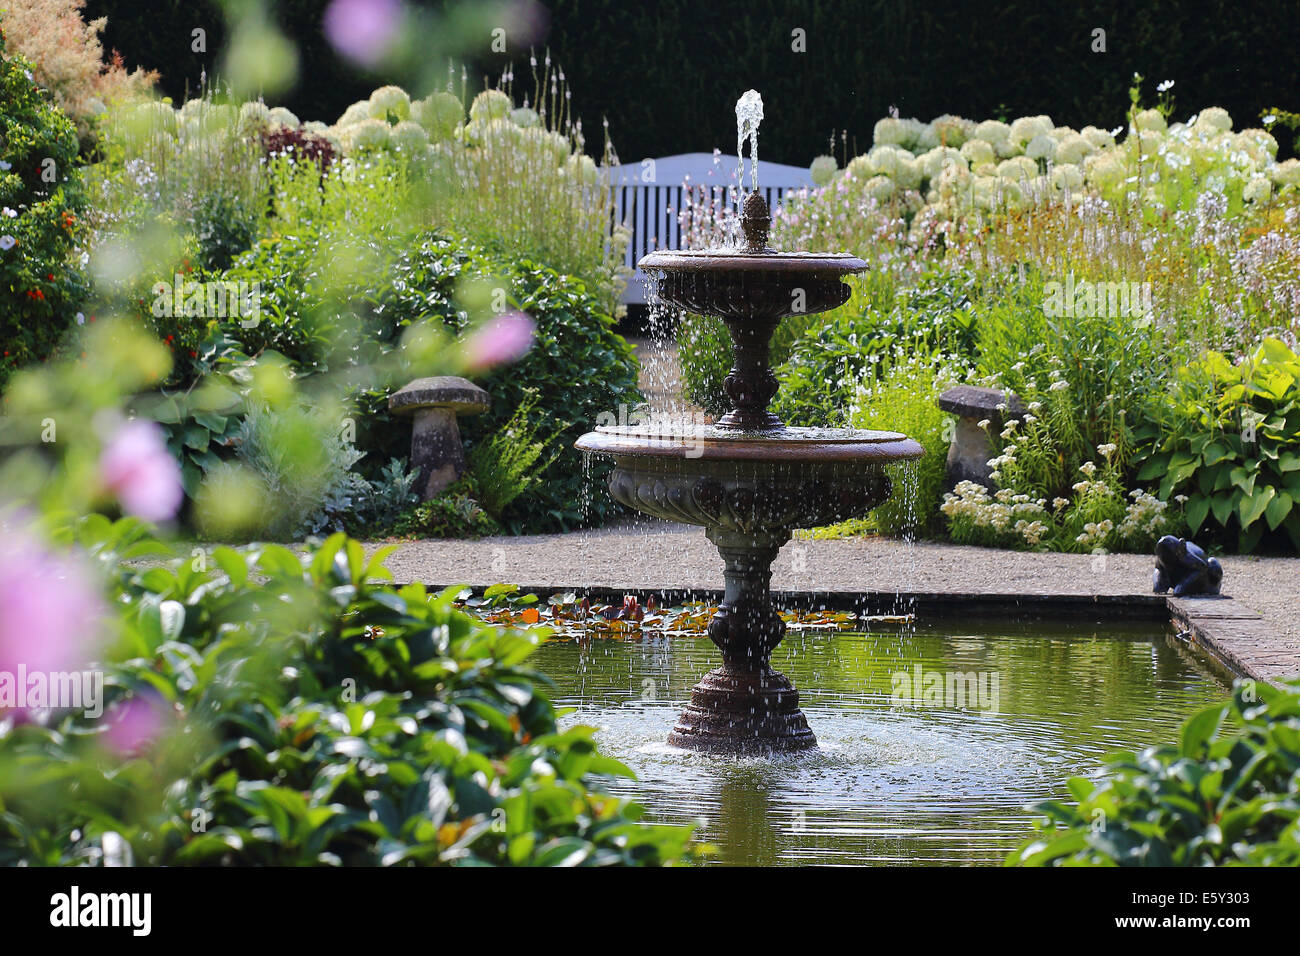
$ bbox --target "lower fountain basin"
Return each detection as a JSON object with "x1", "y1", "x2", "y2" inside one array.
[
  {"x1": 576, "y1": 424, "x2": 924, "y2": 534},
  {"x1": 577, "y1": 423, "x2": 925, "y2": 755}
]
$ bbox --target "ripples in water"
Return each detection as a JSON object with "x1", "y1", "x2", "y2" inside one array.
[{"x1": 535, "y1": 620, "x2": 1228, "y2": 866}]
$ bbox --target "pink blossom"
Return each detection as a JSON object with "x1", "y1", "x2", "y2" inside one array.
[
  {"x1": 462, "y1": 311, "x2": 536, "y2": 371},
  {"x1": 0, "y1": 527, "x2": 103, "y2": 676},
  {"x1": 101, "y1": 692, "x2": 169, "y2": 756},
  {"x1": 323, "y1": 0, "x2": 403, "y2": 68},
  {"x1": 99, "y1": 419, "x2": 183, "y2": 523}
]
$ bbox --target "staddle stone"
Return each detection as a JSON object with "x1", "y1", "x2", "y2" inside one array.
[
  {"x1": 389, "y1": 376, "x2": 490, "y2": 500},
  {"x1": 937, "y1": 385, "x2": 1027, "y2": 491}
]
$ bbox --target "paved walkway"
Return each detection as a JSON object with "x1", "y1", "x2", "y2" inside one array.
[{"x1": 378, "y1": 521, "x2": 1300, "y2": 682}]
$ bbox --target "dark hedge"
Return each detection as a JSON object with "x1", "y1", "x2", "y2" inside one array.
[{"x1": 87, "y1": 0, "x2": 1299, "y2": 165}]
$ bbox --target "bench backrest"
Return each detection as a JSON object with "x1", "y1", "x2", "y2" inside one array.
[{"x1": 606, "y1": 152, "x2": 814, "y2": 304}]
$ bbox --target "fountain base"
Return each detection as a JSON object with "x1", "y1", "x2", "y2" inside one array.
[{"x1": 667, "y1": 666, "x2": 816, "y2": 755}]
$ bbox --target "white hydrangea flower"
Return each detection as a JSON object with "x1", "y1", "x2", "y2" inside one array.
[
  {"x1": 1234, "y1": 128, "x2": 1278, "y2": 162},
  {"x1": 1054, "y1": 133, "x2": 1094, "y2": 165},
  {"x1": 863, "y1": 174, "x2": 897, "y2": 203},
  {"x1": 1133, "y1": 108, "x2": 1166, "y2": 132},
  {"x1": 1243, "y1": 176, "x2": 1272, "y2": 203},
  {"x1": 873, "y1": 117, "x2": 914, "y2": 148},
  {"x1": 412, "y1": 92, "x2": 464, "y2": 141},
  {"x1": 267, "y1": 106, "x2": 299, "y2": 128},
  {"x1": 1079, "y1": 125, "x2": 1116, "y2": 150},
  {"x1": 930, "y1": 114, "x2": 970, "y2": 147},
  {"x1": 996, "y1": 156, "x2": 1037, "y2": 181},
  {"x1": 369, "y1": 85, "x2": 412, "y2": 122},
  {"x1": 564, "y1": 153, "x2": 599, "y2": 186},
  {"x1": 1025, "y1": 133, "x2": 1057, "y2": 162},
  {"x1": 390, "y1": 120, "x2": 429, "y2": 152},
  {"x1": 917, "y1": 146, "x2": 966, "y2": 181},
  {"x1": 1271, "y1": 158, "x2": 1300, "y2": 188},
  {"x1": 894, "y1": 157, "x2": 924, "y2": 190},
  {"x1": 973, "y1": 119, "x2": 1011, "y2": 146},
  {"x1": 1009, "y1": 115, "x2": 1053, "y2": 148},
  {"x1": 960, "y1": 138, "x2": 995, "y2": 167},
  {"x1": 1084, "y1": 152, "x2": 1126, "y2": 190},
  {"x1": 866, "y1": 144, "x2": 912, "y2": 178},
  {"x1": 468, "y1": 89, "x2": 512, "y2": 125},
  {"x1": 845, "y1": 153, "x2": 874, "y2": 181},
  {"x1": 509, "y1": 106, "x2": 541, "y2": 129},
  {"x1": 337, "y1": 100, "x2": 372, "y2": 127},
  {"x1": 1050, "y1": 164, "x2": 1084, "y2": 191},
  {"x1": 1195, "y1": 107, "x2": 1233, "y2": 134},
  {"x1": 810, "y1": 155, "x2": 838, "y2": 186},
  {"x1": 347, "y1": 117, "x2": 392, "y2": 151}
]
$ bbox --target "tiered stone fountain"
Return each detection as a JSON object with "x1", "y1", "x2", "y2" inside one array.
[{"x1": 577, "y1": 101, "x2": 923, "y2": 754}]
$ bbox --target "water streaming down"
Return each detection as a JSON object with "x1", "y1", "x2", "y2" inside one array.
[{"x1": 576, "y1": 94, "x2": 924, "y2": 754}]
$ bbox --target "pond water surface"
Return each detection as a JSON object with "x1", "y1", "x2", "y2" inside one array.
[{"x1": 533, "y1": 618, "x2": 1228, "y2": 865}]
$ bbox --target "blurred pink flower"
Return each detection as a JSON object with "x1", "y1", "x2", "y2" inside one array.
[
  {"x1": 0, "y1": 527, "x2": 103, "y2": 676},
  {"x1": 323, "y1": 0, "x2": 403, "y2": 68},
  {"x1": 101, "y1": 692, "x2": 169, "y2": 756},
  {"x1": 463, "y1": 311, "x2": 536, "y2": 371},
  {"x1": 99, "y1": 419, "x2": 183, "y2": 523}
]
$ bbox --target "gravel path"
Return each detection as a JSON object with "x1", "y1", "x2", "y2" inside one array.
[{"x1": 378, "y1": 520, "x2": 1300, "y2": 645}]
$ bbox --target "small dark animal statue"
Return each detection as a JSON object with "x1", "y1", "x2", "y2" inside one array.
[{"x1": 1152, "y1": 535, "x2": 1224, "y2": 597}]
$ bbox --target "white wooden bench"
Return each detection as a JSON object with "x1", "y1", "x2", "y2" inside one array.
[{"x1": 607, "y1": 152, "x2": 814, "y2": 304}]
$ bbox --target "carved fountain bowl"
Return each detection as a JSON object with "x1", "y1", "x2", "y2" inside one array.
[
  {"x1": 576, "y1": 425, "x2": 924, "y2": 535},
  {"x1": 640, "y1": 250, "x2": 867, "y2": 322}
]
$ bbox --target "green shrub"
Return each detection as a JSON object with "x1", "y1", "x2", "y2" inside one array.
[
  {"x1": 379, "y1": 239, "x2": 640, "y2": 532},
  {"x1": 675, "y1": 309, "x2": 733, "y2": 418},
  {"x1": 389, "y1": 485, "x2": 502, "y2": 540},
  {"x1": 0, "y1": 524, "x2": 696, "y2": 866},
  {"x1": 772, "y1": 268, "x2": 977, "y2": 426},
  {"x1": 215, "y1": 229, "x2": 639, "y2": 532},
  {"x1": 468, "y1": 388, "x2": 564, "y2": 522},
  {"x1": 847, "y1": 353, "x2": 961, "y2": 536},
  {"x1": 974, "y1": 270, "x2": 1166, "y2": 493},
  {"x1": 1136, "y1": 337, "x2": 1300, "y2": 553},
  {"x1": 0, "y1": 33, "x2": 90, "y2": 386},
  {"x1": 1009, "y1": 679, "x2": 1300, "y2": 866}
]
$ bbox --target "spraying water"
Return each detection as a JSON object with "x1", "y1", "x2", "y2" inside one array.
[{"x1": 735, "y1": 89, "x2": 764, "y2": 198}]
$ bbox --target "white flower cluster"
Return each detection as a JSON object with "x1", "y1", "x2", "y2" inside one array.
[
  {"x1": 807, "y1": 102, "x2": 1297, "y2": 231},
  {"x1": 1075, "y1": 519, "x2": 1114, "y2": 549},
  {"x1": 1117, "y1": 488, "x2": 1168, "y2": 539},
  {"x1": 940, "y1": 480, "x2": 1048, "y2": 544}
]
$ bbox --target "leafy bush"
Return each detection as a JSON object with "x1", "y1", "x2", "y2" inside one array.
[
  {"x1": 368, "y1": 237, "x2": 641, "y2": 531},
  {"x1": 847, "y1": 353, "x2": 961, "y2": 536},
  {"x1": 0, "y1": 0, "x2": 156, "y2": 143},
  {"x1": 468, "y1": 388, "x2": 563, "y2": 522},
  {"x1": 0, "y1": 31, "x2": 90, "y2": 386},
  {"x1": 773, "y1": 269, "x2": 977, "y2": 426},
  {"x1": 1137, "y1": 337, "x2": 1300, "y2": 552},
  {"x1": 389, "y1": 485, "x2": 502, "y2": 540},
  {"x1": 1010, "y1": 679, "x2": 1300, "y2": 866},
  {"x1": 0, "y1": 525, "x2": 697, "y2": 866}
]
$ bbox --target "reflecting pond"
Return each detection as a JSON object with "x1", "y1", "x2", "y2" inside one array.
[{"x1": 534, "y1": 617, "x2": 1229, "y2": 865}]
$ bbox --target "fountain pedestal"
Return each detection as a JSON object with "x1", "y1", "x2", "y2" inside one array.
[{"x1": 667, "y1": 528, "x2": 816, "y2": 753}]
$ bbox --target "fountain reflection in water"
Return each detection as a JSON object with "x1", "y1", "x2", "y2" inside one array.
[{"x1": 576, "y1": 95, "x2": 923, "y2": 754}]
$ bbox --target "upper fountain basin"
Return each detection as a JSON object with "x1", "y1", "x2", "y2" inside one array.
[
  {"x1": 640, "y1": 250, "x2": 867, "y2": 322},
  {"x1": 576, "y1": 423, "x2": 923, "y2": 464}
]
